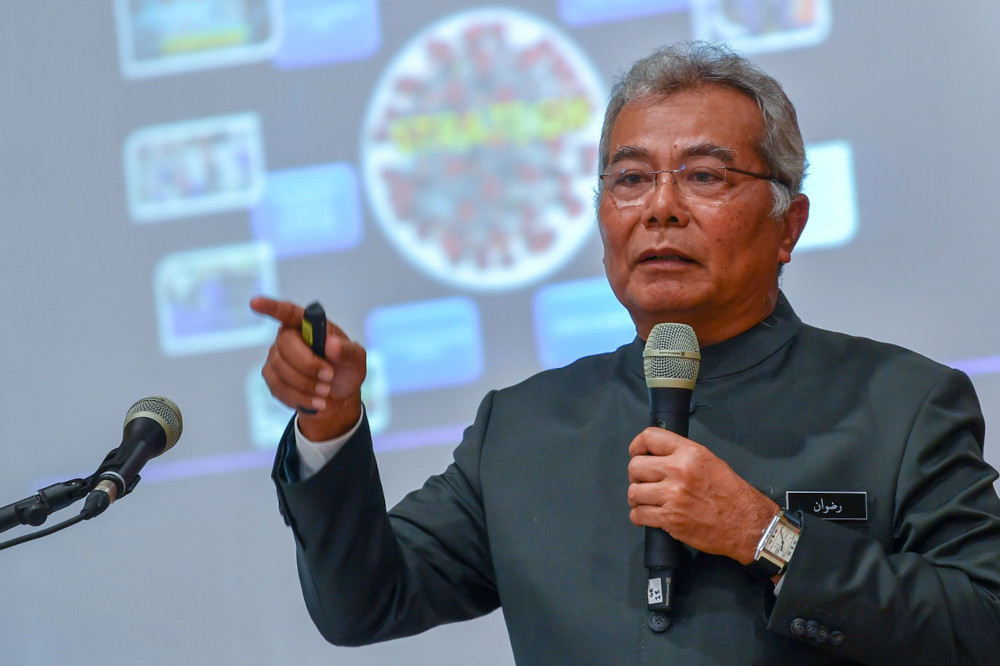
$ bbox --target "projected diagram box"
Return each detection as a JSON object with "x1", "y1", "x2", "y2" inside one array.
[
  {"x1": 124, "y1": 113, "x2": 266, "y2": 223},
  {"x1": 114, "y1": 0, "x2": 282, "y2": 78}
]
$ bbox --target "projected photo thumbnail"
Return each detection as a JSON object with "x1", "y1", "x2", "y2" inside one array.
[
  {"x1": 692, "y1": 0, "x2": 831, "y2": 54},
  {"x1": 124, "y1": 113, "x2": 266, "y2": 223},
  {"x1": 154, "y1": 242, "x2": 278, "y2": 356},
  {"x1": 362, "y1": 8, "x2": 605, "y2": 291},
  {"x1": 114, "y1": 0, "x2": 282, "y2": 78}
]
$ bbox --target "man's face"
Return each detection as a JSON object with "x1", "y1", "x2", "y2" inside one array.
[{"x1": 598, "y1": 85, "x2": 808, "y2": 344}]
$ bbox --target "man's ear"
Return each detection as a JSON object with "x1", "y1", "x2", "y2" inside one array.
[{"x1": 778, "y1": 194, "x2": 809, "y2": 264}]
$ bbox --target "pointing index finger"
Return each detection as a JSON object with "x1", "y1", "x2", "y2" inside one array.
[{"x1": 250, "y1": 296, "x2": 304, "y2": 327}]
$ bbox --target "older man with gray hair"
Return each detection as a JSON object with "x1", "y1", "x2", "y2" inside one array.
[{"x1": 252, "y1": 42, "x2": 1000, "y2": 665}]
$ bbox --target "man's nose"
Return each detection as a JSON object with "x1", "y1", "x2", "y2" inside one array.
[{"x1": 644, "y1": 171, "x2": 689, "y2": 226}]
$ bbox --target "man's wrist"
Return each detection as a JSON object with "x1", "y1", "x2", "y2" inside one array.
[
  {"x1": 293, "y1": 405, "x2": 365, "y2": 479},
  {"x1": 737, "y1": 497, "x2": 783, "y2": 565},
  {"x1": 745, "y1": 510, "x2": 802, "y2": 579},
  {"x1": 298, "y1": 394, "x2": 363, "y2": 441}
]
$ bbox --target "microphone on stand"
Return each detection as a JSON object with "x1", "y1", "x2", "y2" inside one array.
[
  {"x1": 0, "y1": 396, "x2": 183, "y2": 551},
  {"x1": 642, "y1": 323, "x2": 701, "y2": 629},
  {"x1": 83, "y1": 396, "x2": 183, "y2": 518}
]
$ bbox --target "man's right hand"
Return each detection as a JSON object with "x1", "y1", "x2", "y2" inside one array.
[{"x1": 250, "y1": 296, "x2": 367, "y2": 441}]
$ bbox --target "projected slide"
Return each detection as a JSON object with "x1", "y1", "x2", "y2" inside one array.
[
  {"x1": 11, "y1": 4, "x2": 1000, "y2": 664},
  {"x1": 108, "y1": 1, "x2": 862, "y2": 459}
]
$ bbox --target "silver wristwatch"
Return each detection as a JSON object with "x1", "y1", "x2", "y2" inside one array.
[{"x1": 746, "y1": 510, "x2": 802, "y2": 579}]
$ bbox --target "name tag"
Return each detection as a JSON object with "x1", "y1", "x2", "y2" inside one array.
[{"x1": 786, "y1": 491, "x2": 868, "y2": 521}]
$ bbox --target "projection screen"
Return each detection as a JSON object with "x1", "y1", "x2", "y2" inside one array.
[{"x1": 1, "y1": 1, "x2": 998, "y2": 663}]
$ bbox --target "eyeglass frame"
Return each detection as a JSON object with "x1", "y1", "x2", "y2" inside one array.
[{"x1": 598, "y1": 162, "x2": 793, "y2": 204}]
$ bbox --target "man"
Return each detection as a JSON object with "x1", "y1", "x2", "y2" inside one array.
[{"x1": 251, "y1": 42, "x2": 1000, "y2": 664}]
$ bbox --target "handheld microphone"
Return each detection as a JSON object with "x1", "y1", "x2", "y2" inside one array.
[
  {"x1": 642, "y1": 323, "x2": 700, "y2": 622},
  {"x1": 83, "y1": 396, "x2": 183, "y2": 517}
]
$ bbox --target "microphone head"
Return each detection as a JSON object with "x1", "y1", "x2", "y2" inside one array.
[
  {"x1": 643, "y1": 323, "x2": 701, "y2": 389},
  {"x1": 124, "y1": 396, "x2": 183, "y2": 451}
]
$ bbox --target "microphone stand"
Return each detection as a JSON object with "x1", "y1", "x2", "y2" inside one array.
[{"x1": 0, "y1": 477, "x2": 93, "y2": 535}]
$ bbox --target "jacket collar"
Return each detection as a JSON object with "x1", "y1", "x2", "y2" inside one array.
[{"x1": 628, "y1": 292, "x2": 801, "y2": 381}]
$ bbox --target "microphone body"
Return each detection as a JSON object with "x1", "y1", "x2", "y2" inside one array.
[
  {"x1": 644, "y1": 385, "x2": 691, "y2": 586},
  {"x1": 84, "y1": 397, "x2": 183, "y2": 517},
  {"x1": 642, "y1": 324, "x2": 701, "y2": 617}
]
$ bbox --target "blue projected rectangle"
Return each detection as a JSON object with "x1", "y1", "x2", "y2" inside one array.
[
  {"x1": 273, "y1": 0, "x2": 380, "y2": 69},
  {"x1": 251, "y1": 163, "x2": 362, "y2": 257},
  {"x1": 798, "y1": 140, "x2": 858, "y2": 252},
  {"x1": 365, "y1": 298, "x2": 483, "y2": 394},
  {"x1": 534, "y1": 276, "x2": 635, "y2": 369},
  {"x1": 559, "y1": 0, "x2": 689, "y2": 26}
]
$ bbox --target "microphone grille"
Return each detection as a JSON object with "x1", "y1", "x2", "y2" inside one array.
[
  {"x1": 643, "y1": 323, "x2": 701, "y2": 383},
  {"x1": 125, "y1": 396, "x2": 183, "y2": 450}
]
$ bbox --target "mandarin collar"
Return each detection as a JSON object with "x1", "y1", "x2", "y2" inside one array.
[{"x1": 628, "y1": 292, "x2": 801, "y2": 381}]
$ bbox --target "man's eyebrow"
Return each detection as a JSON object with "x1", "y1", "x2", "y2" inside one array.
[
  {"x1": 680, "y1": 141, "x2": 737, "y2": 162},
  {"x1": 607, "y1": 145, "x2": 653, "y2": 166},
  {"x1": 607, "y1": 142, "x2": 738, "y2": 168}
]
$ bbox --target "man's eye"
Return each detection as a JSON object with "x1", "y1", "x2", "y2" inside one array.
[
  {"x1": 616, "y1": 171, "x2": 650, "y2": 187},
  {"x1": 687, "y1": 167, "x2": 725, "y2": 185}
]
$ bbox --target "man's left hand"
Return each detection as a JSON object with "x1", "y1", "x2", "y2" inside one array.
[{"x1": 627, "y1": 427, "x2": 779, "y2": 564}]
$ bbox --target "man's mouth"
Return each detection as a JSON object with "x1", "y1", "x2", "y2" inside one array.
[{"x1": 639, "y1": 252, "x2": 696, "y2": 264}]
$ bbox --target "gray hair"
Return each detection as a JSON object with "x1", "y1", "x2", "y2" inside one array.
[{"x1": 597, "y1": 42, "x2": 807, "y2": 218}]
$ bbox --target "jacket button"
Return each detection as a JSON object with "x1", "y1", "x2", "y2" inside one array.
[
  {"x1": 647, "y1": 611, "x2": 670, "y2": 633},
  {"x1": 829, "y1": 631, "x2": 846, "y2": 647},
  {"x1": 815, "y1": 625, "x2": 830, "y2": 643},
  {"x1": 790, "y1": 618, "x2": 807, "y2": 636},
  {"x1": 805, "y1": 620, "x2": 819, "y2": 639}
]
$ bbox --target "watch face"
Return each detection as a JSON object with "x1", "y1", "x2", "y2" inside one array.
[{"x1": 766, "y1": 524, "x2": 800, "y2": 561}]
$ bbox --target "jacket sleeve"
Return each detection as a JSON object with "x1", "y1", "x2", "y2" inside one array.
[
  {"x1": 767, "y1": 368, "x2": 1000, "y2": 664},
  {"x1": 271, "y1": 394, "x2": 501, "y2": 646}
]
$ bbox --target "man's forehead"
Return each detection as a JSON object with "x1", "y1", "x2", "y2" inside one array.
[
  {"x1": 608, "y1": 140, "x2": 738, "y2": 166},
  {"x1": 608, "y1": 88, "x2": 762, "y2": 154}
]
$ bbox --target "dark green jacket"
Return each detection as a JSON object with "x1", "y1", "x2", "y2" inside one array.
[{"x1": 274, "y1": 295, "x2": 1000, "y2": 665}]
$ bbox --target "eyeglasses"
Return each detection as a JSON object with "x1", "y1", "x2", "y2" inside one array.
[{"x1": 599, "y1": 156, "x2": 789, "y2": 205}]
